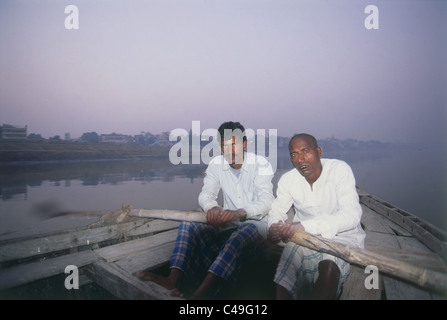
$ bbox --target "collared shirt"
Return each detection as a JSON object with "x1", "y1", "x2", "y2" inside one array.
[
  {"x1": 268, "y1": 159, "x2": 366, "y2": 248},
  {"x1": 198, "y1": 152, "x2": 275, "y2": 238}
]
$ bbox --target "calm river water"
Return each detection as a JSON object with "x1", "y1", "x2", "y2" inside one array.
[{"x1": 0, "y1": 147, "x2": 446, "y2": 239}]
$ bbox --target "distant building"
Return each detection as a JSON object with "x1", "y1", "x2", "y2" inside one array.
[
  {"x1": 100, "y1": 133, "x2": 131, "y2": 144},
  {"x1": 0, "y1": 124, "x2": 27, "y2": 140},
  {"x1": 154, "y1": 131, "x2": 172, "y2": 146}
]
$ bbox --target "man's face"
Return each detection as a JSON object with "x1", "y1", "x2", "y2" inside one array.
[
  {"x1": 289, "y1": 136, "x2": 322, "y2": 184},
  {"x1": 221, "y1": 136, "x2": 246, "y2": 168}
]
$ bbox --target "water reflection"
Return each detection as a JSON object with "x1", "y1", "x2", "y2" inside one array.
[{"x1": 0, "y1": 158, "x2": 207, "y2": 198}]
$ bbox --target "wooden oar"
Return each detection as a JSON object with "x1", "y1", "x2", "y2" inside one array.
[
  {"x1": 127, "y1": 208, "x2": 447, "y2": 294},
  {"x1": 129, "y1": 209, "x2": 207, "y2": 223},
  {"x1": 291, "y1": 231, "x2": 447, "y2": 295}
]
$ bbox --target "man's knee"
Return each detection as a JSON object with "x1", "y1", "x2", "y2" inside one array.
[
  {"x1": 230, "y1": 224, "x2": 260, "y2": 244},
  {"x1": 318, "y1": 260, "x2": 340, "y2": 281},
  {"x1": 313, "y1": 260, "x2": 341, "y2": 300}
]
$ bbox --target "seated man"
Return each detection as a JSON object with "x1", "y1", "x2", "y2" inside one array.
[
  {"x1": 268, "y1": 133, "x2": 365, "y2": 299},
  {"x1": 137, "y1": 121, "x2": 274, "y2": 299}
]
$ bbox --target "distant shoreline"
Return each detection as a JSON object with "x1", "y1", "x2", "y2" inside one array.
[
  {"x1": 0, "y1": 140, "x2": 170, "y2": 163},
  {"x1": 0, "y1": 156, "x2": 170, "y2": 167}
]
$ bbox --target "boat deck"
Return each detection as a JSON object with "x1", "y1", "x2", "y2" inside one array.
[{"x1": 0, "y1": 190, "x2": 446, "y2": 300}]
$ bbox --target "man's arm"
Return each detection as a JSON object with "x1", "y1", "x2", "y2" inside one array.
[
  {"x1": 241, "y1": 157, "x2": 275, "y2": 217},
  {"x1": 267, "y1": 174, "x2": 293, "y2": 229},
  {"x1": 198, "y1": 163, "x2": 221, "y2": 213}
]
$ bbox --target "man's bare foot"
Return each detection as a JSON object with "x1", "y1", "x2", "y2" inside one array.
[
  {"x1": 136, "y1": 268, "x2": 185, "y2": 293},
  {"x1": 136, "y1": 271, "x2": 176, "y2": 290},
  {"x1": 170, "y1": 287, "x2": 186, "y2": 298}
]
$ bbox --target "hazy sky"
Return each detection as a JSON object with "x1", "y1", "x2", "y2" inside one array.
[{"x1": 1, "y1": 0, "x2": 446, "y2": 145}]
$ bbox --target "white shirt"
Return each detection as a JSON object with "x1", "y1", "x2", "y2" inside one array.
[
  {"x1": 268, "y1": 159, "x2": 366, "y2": 248},
  {"x1": 198, "y1": 152, "x2": 275, "y2": 238}
]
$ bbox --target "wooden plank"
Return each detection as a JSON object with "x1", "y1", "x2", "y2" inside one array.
[
  {"x1": 364, "y1": 230, "x2": 400, "y2": 249},
  {"x1": 361, "y1": 205, "x2": 396, "y2": 234},
  {"x1": 0, "y1": 219, "x2": 145, "y2": 263},
  {"x1": 382, "y1": 275, "x2": 433, "y2": 300},
  {"x1": 362, "y1": 197, "x2": 415, "y2": 235},
  {"x1": 401, "y1": 219, "x2": 447, "y2": 259},
  {"x1": 0, "y1": 219, "x2": 179, "y2": 264},
  {"x1": 0, "y1": 250, "x2": 100, "y2": 290},
  {"x1": 356, "y1": 188, "x2": 370, "y2": 197},
  {"x1": 396, "y1": 234, "x2": 432, "y2": 252},
  {"x1": 366, "y1": 245, "x2": 447, "y2": 273},
  {"x1": 384, "y1": 220, "x2": 413, "y2": 237},
  {"x1": 84, "y1": 259, "x2": 182, "y2": 300},
  {"x1": 125, "y1": 220, "x2": 179, "y2": 238},
  {"x1": 95, "y1": 229, "x2": 178, "y2": 262},
  {"x1": 115, "y1": 242, "x2": 175, "y2": 275},
  {"x1": 362, "y1": 205, "x2": 412, "y2": 237},
  {"x1": 339, "y1": 265, "x2": 382, "y2": 300}
]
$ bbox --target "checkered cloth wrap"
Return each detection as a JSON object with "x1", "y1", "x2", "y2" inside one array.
[
  {"x1": 274, "y1": 242, "x2": 350, "y2": 299},
  {"x1": 170, "y1": 221, "x2": 262, "y2": 286}
]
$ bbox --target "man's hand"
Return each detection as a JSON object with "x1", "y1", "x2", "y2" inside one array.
[
  {"x1": 206, "y1": 207, "x2": 246, "y2": 227},
  {"x1": 279, "y1": 222, "x2": 305, "y2": 243},
  {"x1": 267, "y1": 221, "x2": 284, "y2": 244},
  {"x1": 268, "y1": 221, "x2": 305, "y2": 244},
  {"x1": 206, "y1": 206, "x2": 223, "y2": 227}
]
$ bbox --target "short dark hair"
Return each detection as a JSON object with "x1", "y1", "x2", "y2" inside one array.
[
  {"x1": 289, "y1": 133, "x2": 318, "y2": 150},
  {"x1": 217, "y1": 121, "x2": 247, "y2": 143}
]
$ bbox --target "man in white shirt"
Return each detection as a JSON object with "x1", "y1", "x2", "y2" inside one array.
[
  {"x1": 268, "y1": 133, "x2": 365, "y2": 299},
  {"x1": 137, "y1": 121, "x2": 274, "y2": 299}
]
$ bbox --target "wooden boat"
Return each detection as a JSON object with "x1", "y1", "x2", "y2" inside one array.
[{"x1": 0, "y1": 189, "x2": 446, "y2": 300}]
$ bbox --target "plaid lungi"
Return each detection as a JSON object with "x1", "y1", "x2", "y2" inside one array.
[
  {"x1": 170, "y1": 221, "x2": 262, "y2": 287},
  {"x1": 274, "y1": 242, "x2": 350, "y2": 299}
]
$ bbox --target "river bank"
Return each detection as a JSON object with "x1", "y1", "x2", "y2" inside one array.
[{"x1": 0, "y1": 140, "x2": 170, "y2": 162}]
